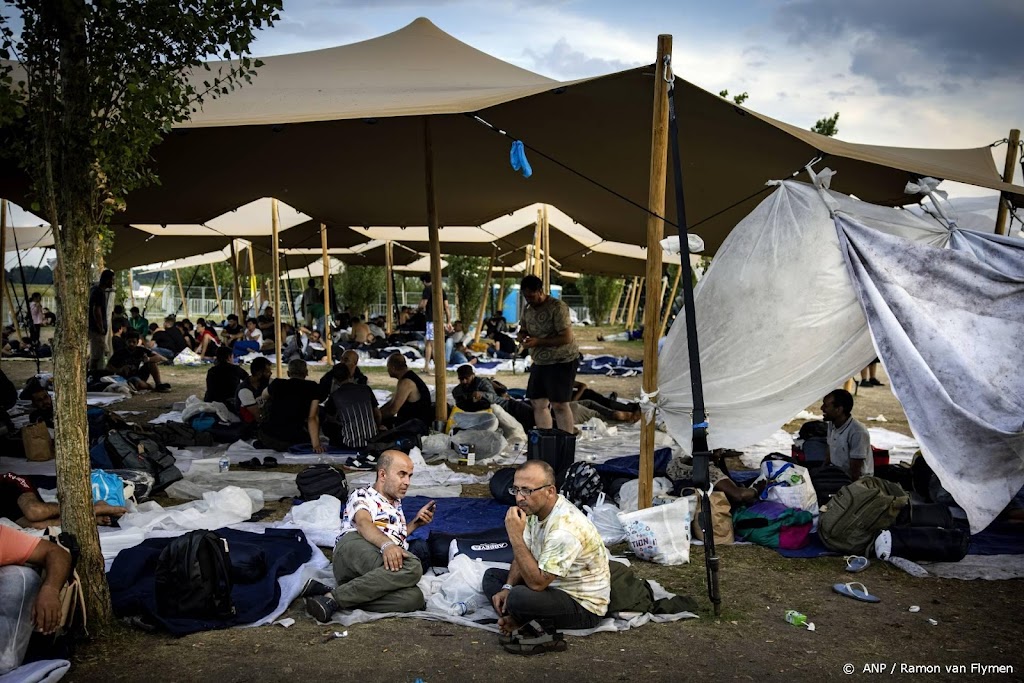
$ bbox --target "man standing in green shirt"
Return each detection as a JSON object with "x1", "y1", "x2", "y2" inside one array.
[{"x1": 518, "y1": 275, "x2": 579, "y2": 433}]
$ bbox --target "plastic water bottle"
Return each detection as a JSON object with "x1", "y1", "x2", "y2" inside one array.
[
  {"x1": 448, "y1": 601, "x2": 469, "y2": 617},
  {"x1": 218, "y1": 456, "x2": 230, "y2": 473},
  {"x1": 784, "y1": 610, "x2": 807, "y2": 627}
]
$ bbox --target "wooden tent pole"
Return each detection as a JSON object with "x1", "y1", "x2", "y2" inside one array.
[
  {"x1": 128, "y1": 268, "x2": 136, "y2": 309},
  {"x1": 385, "y1": 240, "x2": 395, "y2": 336},
  {"x1": 638, "y1": 34, "x2": 673, "y2": 511},
  {"x1": 0, "y1": 200, "x2": 7, "y2": 333},
  {"x1": 229, "y1": 241, "x2": 243, "y2": 316},
  {"x1": 616, "y1": 277, "x2": 635, "y2": 326},
  {"x1": 424, "y1": 117, "x2": 447, "y2": 424},
  {"x1": 209, "y1": 264, "x2": 222, "y2": 317},
  {"x1": 474, "y1": 248, "x2": 496, "y2": 344},
  {"x1": 995, "y1": 128, "x2": 1021, "y2": 236},
  {"x1": 660, "y1": 265, "x2": 682, "y2": 337},
  {"x1": 609, "y1": 280, "x2": 626, "y2": 326},
  {"x1": 247, "y1": 243, "x2": 257, "y2": 309},
  {"x1": 542, "y1": 205, "x2": 551, "y2": 292},
  {"x1": 658, "y1": 277, "x2": 668, "y2": 325},
  {"x1": 496, "y1": 265, "x2": 506, "y2": 316},
  {"x1": 626, "y1": 277, "x2": 644, "y2": 331},
  {"x1": 321, "y1": 224, "x2": 333, "y2": 365},
  {"x1": 271, "y1": 199, "x2": 283, "y2": 379},
  {"x1": 533, "y1": 209, "x2": 543, "y2": 277},
  {"x1": 174, "y1": 268, "x2": 190, "y2": 319}
]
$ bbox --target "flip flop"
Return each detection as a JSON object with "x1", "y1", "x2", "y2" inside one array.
[
  {"x1": 262, "y1": 456, "x2": 279, "y2": 468},
  {"x1": 844, "y1": 555, "x2": 870, "y2": 573},
  {"x1": 833, "y1": 581, "x2": 880, "y2": 603}
]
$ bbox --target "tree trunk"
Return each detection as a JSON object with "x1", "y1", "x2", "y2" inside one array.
[
  {"x1": 49, "y1": 222, "x2": 113, "y2": 630},
  {"x1": 48, "y1": 0, "x2": 113, "y2": 630}
]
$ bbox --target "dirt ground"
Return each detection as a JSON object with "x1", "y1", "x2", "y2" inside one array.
[{"x1": 3, "y1": 326, "x2": 1022, "y2": 682}]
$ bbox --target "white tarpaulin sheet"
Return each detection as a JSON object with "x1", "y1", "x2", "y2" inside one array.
[
  {"x1": 837, "y1": 217, "x2": 1024, "y2": 532},
  {"x1": 658, "y1": 180, "x2": 948, "y2": 454}
]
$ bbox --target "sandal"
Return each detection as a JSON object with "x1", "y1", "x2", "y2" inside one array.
[
  {"x1": 239, "y1": 457, "x2": 262, "y2": 469},
  {"x1": 501, "y1": 621, "x2": 566, "y2": 656},
  {"x1": 844, "y1": 555, "x2": 870, "y2": 573},
  {"x1": 832, "y1": 581, "x2": 880, "y2": 603},
  {"x1": 262, "y1": 456, "x2": 279, "y2": 468}
]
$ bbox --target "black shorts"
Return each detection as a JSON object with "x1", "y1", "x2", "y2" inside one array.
[{"x1": 526, "y1": 360, "x2": 577, "y2": 403}]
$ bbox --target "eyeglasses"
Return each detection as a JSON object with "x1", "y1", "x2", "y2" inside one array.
[{"x1": 508, "y1": 484, "x2": 553, "y2": 497}]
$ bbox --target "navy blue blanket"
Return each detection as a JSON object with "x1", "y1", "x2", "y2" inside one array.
[
  {"x1": 402, "y1": 496, "x2": 509, "y2": 542},
  {"x1": 108, "y1": 527, "x2": 311, "y2": 636},
  {"x1": 593, "y1": 449, "x2": 672, "y2": 478},
  {"x1": 578, "y1": 356, "x2": 643, "y2": 376}
]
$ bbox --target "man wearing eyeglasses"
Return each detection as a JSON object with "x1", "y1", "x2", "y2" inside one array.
[{"x1": 483, "y1": 460, "x2": 610, "y2": 655}]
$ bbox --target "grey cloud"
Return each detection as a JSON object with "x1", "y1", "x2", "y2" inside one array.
[
  {"x1": 774, "y1": 0, "x2": 1024, "y2": 85},
  {"x1": 522, "y1": 38, "x2": 643, "y2": 79}
]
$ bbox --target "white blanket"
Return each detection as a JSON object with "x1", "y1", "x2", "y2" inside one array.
[
  {"x1": 658, "y1": 180, "x2": 949, "y2": 455},
  {"x1": 838, "y1": 218, "x2": 1024, "y2": 532}
]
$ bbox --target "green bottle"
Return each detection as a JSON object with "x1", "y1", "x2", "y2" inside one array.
[{"x1": 784, "y1": 610, "x2": 807, "y2": 627}]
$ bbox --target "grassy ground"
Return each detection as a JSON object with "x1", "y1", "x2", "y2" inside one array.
[{"x1": 2, "y1": 326, "x2": 1021, "y2": 682}]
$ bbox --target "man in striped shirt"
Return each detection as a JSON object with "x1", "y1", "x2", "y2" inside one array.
[{"x1": 326, "y1": 363, "x2": 381, "y2": 449}]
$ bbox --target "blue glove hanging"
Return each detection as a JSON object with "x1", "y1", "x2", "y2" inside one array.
[{"x1": 510, "y1": 140, "x2": 533, "y2": 178}]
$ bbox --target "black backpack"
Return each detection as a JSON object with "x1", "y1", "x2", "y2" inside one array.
[
  {"x1": 296, "y1": 464, "x2": 349, "y2": 502},
  {"x1": 810, "y1": 464, "x2": 853, "y2": 505},
  {"x1": 148, "y1": 422, "x2": 214, "y2": 448},
  {"x1": 559, "y1": 461, "x2": 603, "y2": 510},
  {"x1": 527, "y1": 428, "x2": 576, "y2": 485},
  {"x1": 489, "y1": 467, "x2": 517, "y2": 506},
  {"x1": 365, "y1": 419, "x2": 425, "y2": 458},
  {"x1": 104, "y1": 429, "x2": 183, "y2": 493},
  {"x1": 154, "y1": 530, "x2": 235, "y2": 620}
]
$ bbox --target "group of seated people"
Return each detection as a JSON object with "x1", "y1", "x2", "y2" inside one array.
[
  {"x1": 299, "y1": 453, "x2": 610, "y2": 655},
  {"x1": 201, "y1": 346, "x2": 436, "y2": 452}
]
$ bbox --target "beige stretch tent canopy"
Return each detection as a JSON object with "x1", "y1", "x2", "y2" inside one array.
[
  {"x1": 356, "y1": 204, "x2": 682, "y2": 277},
  {"x1": 2, "y1": 18, "x2": 1017, "y2": 255}
]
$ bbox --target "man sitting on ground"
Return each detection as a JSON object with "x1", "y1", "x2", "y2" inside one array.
[
  {"x1": 486, "y1": 327, "x2": 518, "y2": 359},
  {"x1": 220, "y1": 314, "x2": 244, "y2": 346},
  {"x1": 0, "y1": 524, "x2": 72, "y2": 674},
  {"x1": 318, "y1": 349, "x2": 368, "y2": 400},
  {"x1": 128, "y1": 306, "x2": 149, "y2": 340},
  {"x1": 1, "y1": 472, "x2": 126, "y2": 528},
  {"x1": 380, "y1": 353, "x2": 434, "y2": 427},
  {"x1": 237, "y1": 357, "x2": 272, "y2": 425},
  {"x1": 233, "y1": 317, "x2": 263, "y2": 357},
  {"x1": 105, "y1": 331, "x2": 170, "y2": 392},
  {"x1": 452, "y1": 364, "x2": 534, "y2": 429},
  {"x1": 27, "y1": 385, "x2": 54, "y2": 427},
  {"x1": 302, "y1": 450, "x2": 435, "y2": 620},
  {"x1": 204, "y1": 346, "x2": 248, "y2": 408},
  {"x1": 484, "y1": 460, "x2": 609, "y2": 654},
  {"x1": 485, "y1": 309, "x2": 508, "y2": 337},
  {"x1": 821, "y1": 388, "x2": 873, "y2": 480},
  {"x1": 257, "y1": 359, "x2": 324, "y2": 453},
  {"x1": 324, "y1": 364, "x2": 381, "y2": 449}
]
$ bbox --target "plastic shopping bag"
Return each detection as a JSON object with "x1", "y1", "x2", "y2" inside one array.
[
  {"x1": 617, "y1": 497, "x2": 691, "y2": 565},
  {"x1": 584, "y1": 492, "x2": 626, "y2": 546}
]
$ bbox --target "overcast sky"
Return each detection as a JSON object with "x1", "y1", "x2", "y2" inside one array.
[{"x1": 245, "y1": 0, "x2": 1022, "y2": 198}]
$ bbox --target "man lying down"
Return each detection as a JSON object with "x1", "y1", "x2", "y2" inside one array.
[{"x1": 300, "y1": 455, "x2": 612, "y2": 656}]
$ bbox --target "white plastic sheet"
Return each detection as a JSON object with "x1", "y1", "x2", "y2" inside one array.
[
  {"x1": 837, "y1": 216, "x2": 1024, "y2": 532},
  {"x1": 117, "y1": 486, "x2": 263, "y2": 533},
  {"x1": 658, "y1": 180, "x2": 948, "y2": 454}
]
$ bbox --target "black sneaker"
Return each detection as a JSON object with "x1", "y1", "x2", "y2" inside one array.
[
  {"x1": 868, "y1": 378, "x2": 885, "y2": 387},
  {"x1": 155, "y1": 383, "x2": 171, "y2": 393},
  {"x1": 305, "y1": 595, "x2": 339, "y2": 623},
  {"x1": 859, "y1": 380, "x2": 873, "y2": 387},
  {"x1": 299, "y1": 578, "x2": 332, "y2": 598}
]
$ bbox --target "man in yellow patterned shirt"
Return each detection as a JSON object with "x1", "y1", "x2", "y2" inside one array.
[{"x1": 484, "y1": 460, "x2": 610, "y2": 655}]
